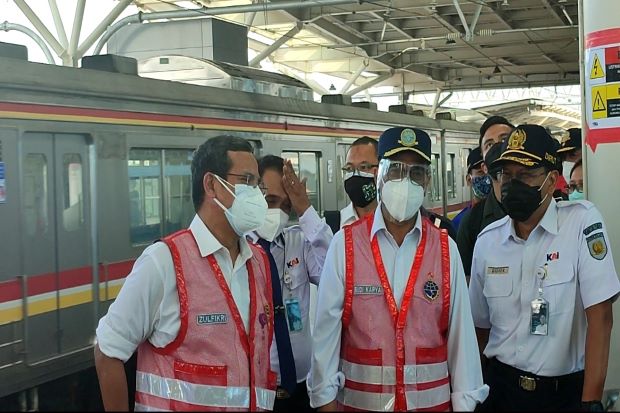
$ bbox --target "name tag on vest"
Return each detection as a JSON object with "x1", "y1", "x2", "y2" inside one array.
[
  {"x1": 486, "y1": 266, "x2": 509, "y2": 275},
  {"x1": 196, "y1": 313, "x2": 228, "y2": 325},
  {"x1": 354, "y1": 285, "x2": 383, "y2": 295}
]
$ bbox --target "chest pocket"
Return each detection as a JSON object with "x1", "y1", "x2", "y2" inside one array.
[
  {"x1": 542, "y1": 261, "x2": 576, "y2": 315},
  {"x1": 482, "y1": 269, "x2": 514, "y2": 327}
]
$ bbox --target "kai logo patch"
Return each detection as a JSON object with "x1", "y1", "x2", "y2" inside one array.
[
  {"x1": 586, "y1": 232, "x2": 608, "y2": 260},
  {"x1": 546, "y1": 251, "x2": 560, "y2": 262},
  {"x1": 286, "y1": 257, "x2": 300, "y2": 269},
  {"x1": 196, "y1": 313, "x2": 228, "y2": 325},
  {"x1": 353, "y1": 285, "x2": 383, "y2": 295}
]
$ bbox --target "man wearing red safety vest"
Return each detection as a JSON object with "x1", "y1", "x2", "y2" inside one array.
[
  {"x1": 307, "y1": 127, "x2": 488, "y2": 411},
  {"x1": 94, "y1": 136, "x2": 277, "y2": 411}
]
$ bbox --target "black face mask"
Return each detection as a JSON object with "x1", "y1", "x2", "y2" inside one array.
[
  {"x1": 344, "y1": 175, "x2": 377, "y2": 208},
  {"x1": 501, "y1": 176, "x2": 548, "y2": 222}
]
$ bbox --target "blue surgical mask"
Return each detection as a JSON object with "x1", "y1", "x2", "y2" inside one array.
[
  {"x1": 569, "y1": 190, "x2": 585, "y2": 201},
  {"x1": 472, "y1": 175, "x2": 492, "y2": 199}
]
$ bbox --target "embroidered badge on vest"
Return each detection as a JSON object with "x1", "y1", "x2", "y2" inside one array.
[
  {"x1": 196, "y1": 313, "x2": 228, "y2": 325},
  {"x1": 423, "y1": 272, "x2": 439, "y2": 301}
]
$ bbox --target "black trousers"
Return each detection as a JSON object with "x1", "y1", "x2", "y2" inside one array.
[
  {"x1": 479, "y1": 358, "x2": 584, "y2": 411},
  {"x1": 273, "y1": 381, "x2": 315, "y2": 412}
]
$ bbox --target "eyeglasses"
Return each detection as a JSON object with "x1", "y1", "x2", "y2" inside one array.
[
  {"x1": 567, "y1": 183, "x2": 583, "y2": 193},
  {"x1": 227, "y1": 172, "x2": 265, "y2": 190},
  {"x1": 495, "y1": 170, "x2": 546, "y2": 184},
  {"x1": 341, "y1": 163, "x2": 378, "y2": 175},
  {"x1": 379, "y1": 160, "x2": 429, "y2": 185}
]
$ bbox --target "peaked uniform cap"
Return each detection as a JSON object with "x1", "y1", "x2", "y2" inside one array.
[{"x1": 378, "y1": 127, "x2": 431, "y2": 162}]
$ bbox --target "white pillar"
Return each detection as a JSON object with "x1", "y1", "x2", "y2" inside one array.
[{"x1": 581, "y1": 0, "x2": 620, "y2": 394}]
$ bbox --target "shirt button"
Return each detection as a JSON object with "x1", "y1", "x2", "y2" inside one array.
[{"x1": 518, "y1": 345, "x2": 524, "y2": 352}]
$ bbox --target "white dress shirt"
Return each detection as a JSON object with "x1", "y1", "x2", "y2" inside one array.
[
  {"x1": 308, "y1": 206, "x2": 489, "y2": 411},
  {"x1": 96, "y1": 215, "x2": 254, "y2": 362},
  {"x1": 250, "y1": 206, "x2": 333, "y2": 384},
  {"x1": 339, "y1": 203, "x2": 358, "y2": 228},
  {"x1": 469, "y1": 199, "x2": 620, "y2": 376}
]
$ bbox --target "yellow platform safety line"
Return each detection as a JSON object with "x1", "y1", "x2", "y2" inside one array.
[{"x1": 0, "y1": 281, "x2": 125, "y2": 326}]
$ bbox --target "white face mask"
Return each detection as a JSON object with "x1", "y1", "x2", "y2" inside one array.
[
  {"x1": 380, "y1": 179, "x2": 425, "y2": 222},
  {"x1": 213, "y1": 174, "x2": 268, "y2": 236},
  {"x1": 255, "y1": 208, "x2": 289, "y2": 242},
  {"x1": 562, "y1": 161, "x2": 575, "y2": 183}
]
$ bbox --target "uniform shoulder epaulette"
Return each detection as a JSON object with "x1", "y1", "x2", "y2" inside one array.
[
  {"x1": 477, "y1": 215, "x2": 510, "y2": 238},
  {"x1": 557, "y1": 200, "x2": 594, "y2": 210}
]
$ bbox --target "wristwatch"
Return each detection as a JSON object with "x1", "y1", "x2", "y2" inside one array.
[{"x1": 581, "y1": 400, "x2": 604, "y2": 411}]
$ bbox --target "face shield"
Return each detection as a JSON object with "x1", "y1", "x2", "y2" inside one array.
[
  {"x1": 377, "y1": 159, "x2": 430, "y2": 199},
  {"x1": 376, "y1": 159, "x2": 430, "y2": 222}
]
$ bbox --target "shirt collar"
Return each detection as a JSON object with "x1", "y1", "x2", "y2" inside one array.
[
  {"x1": 503, "y1": 198, "x2": 559, "y2": 243},
  {"x1": 371, "y1": 203, "x2": 422, "y2": 241},
  {"x1": 340, "y1": 203, "x2": 359, "y2": 226},
  {"x1": 189, "y1": 215, "x2": 253, "y2": 261}
]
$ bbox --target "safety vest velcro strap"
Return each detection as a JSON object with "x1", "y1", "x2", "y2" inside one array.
[
  {"x1": 136, "y1": 371, "x2": 275, "y2": 410},
  {"x1": 340, "y1": 359, "x2": 448, "y2": 385}
]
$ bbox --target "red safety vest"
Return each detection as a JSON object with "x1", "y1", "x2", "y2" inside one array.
[
  {"x1": 338, "y1": 214, "x2": 452, "y2": 411},
  {"x1": 135, "y1": 229, "x2": 277, "y2": 411}
]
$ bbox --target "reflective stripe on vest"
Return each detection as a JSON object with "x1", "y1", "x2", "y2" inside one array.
[
  {"x1": 134, "y1": 402, "x2": 171, "y2": 412},
  {"x1": 136, "y1": 371, "x2": 276, "y2": 410},
  {"x1": 340, "y1": 359, "x2": 448, "y2": 385},
  {"x1": 337, "y1": 383, "x2": 451, "y2": 411}
]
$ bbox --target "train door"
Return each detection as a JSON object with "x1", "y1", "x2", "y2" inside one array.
[{"x1": 20, "y1": 133, "x2": 92, "y2": 361}]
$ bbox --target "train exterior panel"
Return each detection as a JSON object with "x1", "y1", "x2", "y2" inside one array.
[{"x1": 0, "y1": 58, "x2": 479, "y2": 398}]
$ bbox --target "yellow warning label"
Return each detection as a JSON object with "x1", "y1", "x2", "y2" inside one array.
[
  {"x1": 592, "y1": 85, "x2": 607, "y2": 119},
  {"x1": 591, "y1": 54, "x2": 605, "y2": 79},
  {"x1": 607, "y1": 83, "x2": 620, "y2": 100}
]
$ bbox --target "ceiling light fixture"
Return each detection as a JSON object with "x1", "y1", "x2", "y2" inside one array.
[
  {"x1": 493, "y1": 65, "x2": 501, "y2": 74},
  {"x1": 446, "y1": 38, "x2": 456, "y2": 45},
  {"x1": 329, "y1": 83, "x2": 336, "y2": 91}
]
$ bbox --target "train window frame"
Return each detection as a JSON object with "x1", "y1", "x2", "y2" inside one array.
[
  {"x1": 128, "y1": 148, "x2": 194, "y2": 246},
  {"x1": 428, "y1": 153, "x2": 441, "y2": 202},
  {"x1": 23, "y1": 153, "x2": 49, "y2": 237},
  {"x1": 62, "y1": 154, "x2": 84, "y2": 232},
  {"x1": 446, "y1": 153, "x2": 457, "y2": 200},
  {"x1": 281, "y1": 150, "x2": 322, "y2": 216}
]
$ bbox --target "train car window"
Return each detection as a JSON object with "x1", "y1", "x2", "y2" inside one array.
[
  {"x1": 163, "y1": 149, "x2": 193, "y2": 235},
  {"x1": 128, "y1": 149, "x2": 163, "y2": 245},
  {"x1": 446, "y1": 153, "x2": 457, "y2": 199},
  {"x1": 62, "y1": 154, "x2": 84, "y2": 231},
  {"x1": 281, "y1": 151, "x2": 321, "y2": 213},
  {"x1": 23, "y1": 154, "x2": 48, "y2": 236},
  {"x1": 429, "y1": 153, "x2": 441, "y2": 202}
]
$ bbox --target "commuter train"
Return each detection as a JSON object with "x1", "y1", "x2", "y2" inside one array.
[{"x1": 0, "y1": 52, "x2": 480, "y2": 401}]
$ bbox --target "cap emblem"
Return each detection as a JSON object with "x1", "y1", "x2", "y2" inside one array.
[
  {"x1": 507, "y1": 129, "x2": 526, "y2": 150},
  {"x1": 560, "y1": 133, "x2": 571, "y2": 145},
  {"x1": 398, "y1": 128, "x2": 417, "y2": 147}
]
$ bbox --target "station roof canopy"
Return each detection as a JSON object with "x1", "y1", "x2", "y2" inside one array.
[{"x1": 129, "y1": 0, "x2": 579, "y2": 94}]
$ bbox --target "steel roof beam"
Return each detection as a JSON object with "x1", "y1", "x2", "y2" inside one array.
[
  {"x1": 346, "y1": 70, "x2": 395, "y2": 96},
  {"x1": 341, "y1": 61, "x2": 369, "y2": 93},
  {"x1": 48, "y1": 0, "x2": 68, "y2": 49},
  {"x1": 68, "y1": 0, "x2": 86, "y2": 65},
  {"x1": 13, "y1": 0, "x2": 65, "y2": 56},
  {"x1": 249, "y1": 21, "x2": 303, "y2": 67},
  {"x1": 539, "y1": 0, "x2": 569, "y2": 26},
  {"x1": 77, "y1": 0, "x2": 132, "y2": 58}
]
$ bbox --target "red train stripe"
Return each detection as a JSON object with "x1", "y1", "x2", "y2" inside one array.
[
  {"x1": 0, "y1": 101, "x2": 380, "y2": 137},
  {"x1": 0, "y1": 259, "x2": 136, "y2": 303}
]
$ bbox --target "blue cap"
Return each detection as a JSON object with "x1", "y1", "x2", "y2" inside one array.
[
  {"x1": 467, "y1": 147, "x2": 483, "y2": 172},
  {"x1": 377, "y1": 127, "x2": 431, "y2": 163}
]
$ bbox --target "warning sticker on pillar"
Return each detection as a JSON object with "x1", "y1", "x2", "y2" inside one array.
[{"x1": 585, "y1": 28, "x2": 620, "y2": 151}]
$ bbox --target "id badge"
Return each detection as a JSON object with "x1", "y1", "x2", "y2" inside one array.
[
  {"x1": 284, "y1": 298, "x2": 303, "y2": 333},
  {"x1": 530, "y1": 297, "x2": 549, "y2": 336}
]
